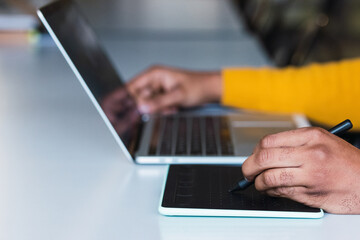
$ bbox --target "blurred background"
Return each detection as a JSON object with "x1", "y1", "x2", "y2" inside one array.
[
  {"x1": 234, "y1": 0, "x2": 360, "y2": 67},
  {"x1": 2, "y1": 0, "x2": 360, "y2": 146},
  {"x1": 2, "y1": 0, "x2": 360, "y2": 67}
]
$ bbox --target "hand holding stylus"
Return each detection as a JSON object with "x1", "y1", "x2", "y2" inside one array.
[
  {"x1": 230, "y1": 120, "x2": 353, "y2": 192},
  {"x1": 232, "y1": 120, "x2": 360, "y2": 214}
]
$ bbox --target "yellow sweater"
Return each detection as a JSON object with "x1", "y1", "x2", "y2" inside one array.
[{"x1": 222, "y1": 58, "x2": 360, "y2": 130}]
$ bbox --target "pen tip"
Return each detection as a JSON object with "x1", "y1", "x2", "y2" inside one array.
[{"x1": 228, "y1": 186, "x2": 240, "y2": 193}]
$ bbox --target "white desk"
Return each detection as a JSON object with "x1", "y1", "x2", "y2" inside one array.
[
  {"x1": 0, "y1": 32, "x2": 358, "y2": 240},
  {"x1": 1, "y1": 1, "x2": 359, "y2": 239}
]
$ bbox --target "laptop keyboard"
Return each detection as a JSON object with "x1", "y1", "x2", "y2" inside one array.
[
  {"x1": 149, "y1": 115, "x2": 234, "y2": 156},
  {"x1": 162, "y1": 165, "x2": 320, "y2": 212}
]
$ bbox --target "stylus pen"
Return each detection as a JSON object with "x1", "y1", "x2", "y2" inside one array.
[{"x1": 229, "y1": 119, "x2": 353, "y2": 193}]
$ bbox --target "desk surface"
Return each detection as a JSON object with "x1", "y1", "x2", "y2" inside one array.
[
  {"x1": 0, "y1": 34, "x2": 358, "y2": 240},
  {"x1": 1, "y1": 1, "x2": 359, "y2": 239}
]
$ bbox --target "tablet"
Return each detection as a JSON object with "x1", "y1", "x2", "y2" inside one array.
[{"x1": 159, "y1": 165, "x2": 324, "y2": 218}]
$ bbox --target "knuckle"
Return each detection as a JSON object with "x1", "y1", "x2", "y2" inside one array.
[
  {"x1": 307, "y1": 127, "x2": 326, "y2": 142},
  {"x1": 272, "y1": 187, "x2": 296, "y2": 197},
  {"x1": 263, "y1": 171, "x2": 277, "y2": 187},
  {"x1": 279, "y1": 187, "x2": 296, "y2": 196},
  {"x1": 312, "y1": 145, "x2": 329, "y2": 161},
  {"x1": 267, "y1": 189, "x2": 280, "y2": 197},
  {"x1": 256, "y1": 149, "x2": 273, "y2": 166},
  {"x1": 259, "y1": 134, "x2": 275, "y2": 148}
]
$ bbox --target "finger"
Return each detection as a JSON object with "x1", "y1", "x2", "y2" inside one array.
[
  {"x1": 127, "y1": 66, "x2": 175, "y2": 96},
  {"x1": 254, "y1": 168, "x2": 308, "y2": 192},
  {"x1": 258, "y1": 127, "x2": 328, "y2": 149},
  {"x1": 127, "y1": 68, "x2": 161, "y2": 95},
  {"x1": 160, "y1": 107, "x2": 179, "y2": 115},
  {"x1": 265, "y1": 186, "x2": 308, "y2": 200},
  {"x1": 138, "y1": 88, "x2": 184, "y2": 114},
  {"x1": 138, "y1": 87, "x2": 154, "y2": 99},
  {"x1": 242, "y1": 147, "x2": 306, "y2": 181}
]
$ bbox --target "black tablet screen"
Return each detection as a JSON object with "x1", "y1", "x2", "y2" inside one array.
[{"x1": 162, "y1": 165, "x2": 321, "y2": 213}]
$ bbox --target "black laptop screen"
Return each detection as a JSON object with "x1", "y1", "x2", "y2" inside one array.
[{"x1": 39, "y1": 0, "x2": 141, "y2": 155}]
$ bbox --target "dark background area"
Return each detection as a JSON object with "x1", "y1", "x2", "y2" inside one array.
[{"x1": 233, "y1": 0, "x2": 360, "y2": 67}]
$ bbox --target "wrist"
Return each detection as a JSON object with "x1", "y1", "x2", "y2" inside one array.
[{"x1": 204, "y1": 71, "x2": 222, "y2": 102}]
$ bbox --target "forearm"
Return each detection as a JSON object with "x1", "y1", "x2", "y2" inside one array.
[{"x1": 221, "y1": 58, "x2": 360, "y2": 129}]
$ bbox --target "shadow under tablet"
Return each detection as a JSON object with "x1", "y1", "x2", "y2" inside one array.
[{"x1": 160, "y1": 165, "x2": 323, "y2": 218}]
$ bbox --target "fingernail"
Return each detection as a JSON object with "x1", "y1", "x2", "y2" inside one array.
[{"x1": 139, "y1": 105, "x2": 150, "y2": 114}]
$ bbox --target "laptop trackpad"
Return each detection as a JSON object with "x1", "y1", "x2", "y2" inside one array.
[{"x1": 231, "y1": 126, "x2": 294, "y2": 156}]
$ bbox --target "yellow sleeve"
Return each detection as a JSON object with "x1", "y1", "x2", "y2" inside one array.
[{"x1": 221, "y1": 58, "x2": 360, "y2": 129}]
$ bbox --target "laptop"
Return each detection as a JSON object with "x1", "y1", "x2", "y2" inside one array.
[{"x1": 37, "y1": 0, "x2": 310, "y2": 165}]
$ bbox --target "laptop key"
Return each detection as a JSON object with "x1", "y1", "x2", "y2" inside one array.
[
  {"x1": 149, "y1": 118, "x2": 161, "y2": 155},
  {"x1": 219, "y1": 117, "x2": 234, "y2": 155},
  {"x1": 205, "y1": 117, "x2": 218, "y2": 155},
  {"x1": 159, "y1": 116, "x2": 174, "y2": 155},
  {"x1": 175, "y1": 117, "x2": 187, "y2": 155},
  {"x1": 190, "y1": 118, "x2": 202, "y2": 155}
]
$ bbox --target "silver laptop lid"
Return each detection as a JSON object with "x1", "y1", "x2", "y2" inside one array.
[{"x1": 37, "y1": 0, "x2": 141, "y2": 160}]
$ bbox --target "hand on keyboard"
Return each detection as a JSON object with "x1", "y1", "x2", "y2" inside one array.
[{"x1": 126, "y1": 65, "x2": 222, "y2": 114}]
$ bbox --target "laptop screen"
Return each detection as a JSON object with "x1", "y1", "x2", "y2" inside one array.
[{"x1": 39, "y1": 0, "x2": 141, "y2": 156}]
